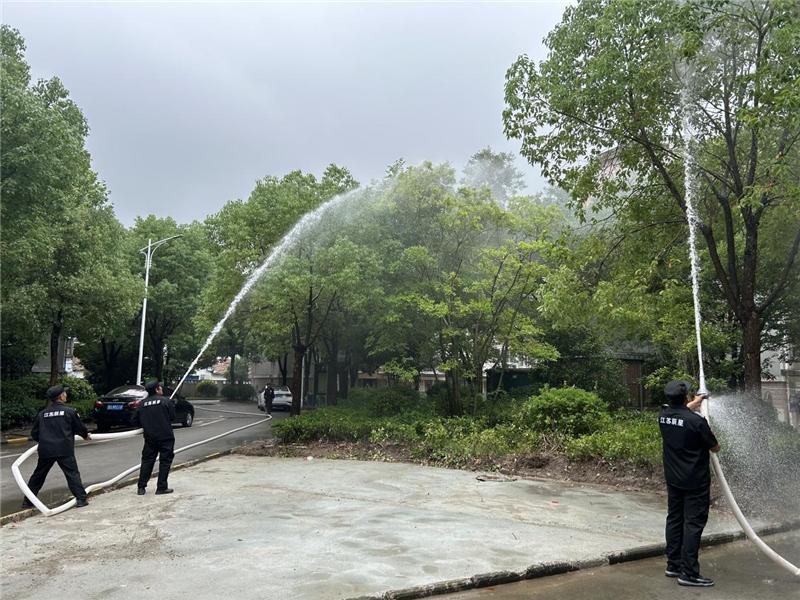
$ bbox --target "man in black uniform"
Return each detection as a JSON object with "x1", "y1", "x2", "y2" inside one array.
[
  {"x1": 659, "y1": 380, "x2": 720, "y2": 588},
  {"x1": 22, "y1": 384, "x2": 91, "y2": 509},
  {"x1": 132, "y1": 380, "x2": 175, "y2": 495},
  {"x1": 263, "y1": 384, "x2": 275, "y2": 416}
]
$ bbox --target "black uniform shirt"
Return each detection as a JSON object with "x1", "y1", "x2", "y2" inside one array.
[
  {"x1": 659, "y1": 404, "x2": 718, "y2": 490},
  {"x1": 31, "y1": 402, "x2": 89, "y2": 458},
  {"x1": 132, "y1": 394, "x2": 176, "y2": 441}
]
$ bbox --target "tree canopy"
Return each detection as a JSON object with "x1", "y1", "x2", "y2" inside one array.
[
  {"x1": 504, "y1": 0, "x2": 800, "y2": 393},
  {"x1": 1, "y1": 26, "x2": 139, "y2": 383}
]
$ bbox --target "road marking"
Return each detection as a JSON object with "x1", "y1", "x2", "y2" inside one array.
[
  {"x1": 198, "y1": 417, "x2": 226, "y2": 428},
  {"x1": 1, "y1": 452, "x2": 26, "y2": 460}
]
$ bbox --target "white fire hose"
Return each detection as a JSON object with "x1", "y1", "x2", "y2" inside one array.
[
  {"x1": 701, "y1": 398, "x2": 800, "y2": 576},
  {"x1": 12, "y1": 409, "x2": 271, "y2": 517}
]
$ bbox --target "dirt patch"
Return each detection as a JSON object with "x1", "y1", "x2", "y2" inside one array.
[
  {"x1": 235, "y1": 439, "x2": 733, "y2": 514},
  {"x1": 234, "y1": 439, "x2": 668, "y2": 495}
]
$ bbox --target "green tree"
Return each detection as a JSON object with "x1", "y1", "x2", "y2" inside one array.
[
  {"x1": 504, "y1": 0, "x2": 800, "y2": 394},
  {"x1": 368, "y1": 164, "x2": 559, "y2": 415},
  {"x1": 1, "y1": 27, "x2": 139, "y2": 383},
  {"x1": 199, "y1": 165, "x2": 359, "y2": 412},
  {"x1": 128, "y1": 217, "x2": 213, "y2": 384},
  {"x1": 461, "y1": 147, "x2": 526, "y2": 206}
]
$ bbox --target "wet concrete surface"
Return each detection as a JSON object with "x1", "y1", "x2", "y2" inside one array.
[
  {"x1": 1, "y1": 455, "x2": 773, "y2": 600},
  {"x1": 438, "y1": 530, "x2": 800, "y2": 599}
]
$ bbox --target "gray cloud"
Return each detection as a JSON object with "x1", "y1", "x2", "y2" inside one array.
[{"x1": 5, "y1": 1, "x2": 567, "y2": 225}]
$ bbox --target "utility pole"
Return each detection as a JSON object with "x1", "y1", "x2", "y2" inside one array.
[{"x1": 136, "y1": 235, "x2": 182, "y2": 385}]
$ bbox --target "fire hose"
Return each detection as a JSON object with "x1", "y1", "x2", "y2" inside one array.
[{"x1": 12, "y1": 409, "x2": 271, "y2": 517}]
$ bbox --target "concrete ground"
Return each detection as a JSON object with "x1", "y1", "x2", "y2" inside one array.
[
  {"x1": 0, "y1": 456, "x2": 781, "y2": 600},
  {"x1": 438, "y1": 530, "x2": 800, "y2": 599}
]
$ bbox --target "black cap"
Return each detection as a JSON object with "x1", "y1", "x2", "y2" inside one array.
[
  {"x1": 46, "y1": 384, "x2": 68, "y2": 400},
  {"x1": 664, "y1": 380, "x2": 690, "y2": 403},
  {"x1": 145, "y1": 380, "x2": 161, "y2": 394}
]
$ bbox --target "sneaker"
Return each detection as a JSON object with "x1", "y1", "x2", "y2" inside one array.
[
  {"x1": 137, "y1": 487, "x2": 146, "y2": 495},
  {"x1": 155, "y1": 488, "x2": 173, "y2": 495},
  {"x1": 665, "y1": 569, "x2": 681, "y2": 578},
  {"x1": 21, "y1": 500, "x2": 34, "y2": 510},
  {"x1": 677, "y1": 574, "x2": 714, "y2": 587},
  {"x1": 75, "y1": 498, "x2": 89, "y2": 508}
]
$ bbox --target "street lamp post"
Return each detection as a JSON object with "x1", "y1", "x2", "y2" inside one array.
[{"x1": 136, "y1": 235, "x2": 182, "y2": 386}]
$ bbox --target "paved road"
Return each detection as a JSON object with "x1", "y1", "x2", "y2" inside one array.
[
  {"x1": 0, "y1": 400, "x2": 283, "y2": 516},
  {"x1": 438, "y1": 529, "x2": 800, "y2": 600}
]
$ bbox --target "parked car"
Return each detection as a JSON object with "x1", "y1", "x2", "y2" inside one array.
[
  {"x1": 93, "y1": 385, "x2": 195, "y2": 432},
  {"x1": 257, "y1": 386, "x2": 293, "y2": 411}
]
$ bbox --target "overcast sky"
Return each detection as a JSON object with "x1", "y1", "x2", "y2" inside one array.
[{"x1": 4, "y1": 1, "x2": 568, "y2": 226}]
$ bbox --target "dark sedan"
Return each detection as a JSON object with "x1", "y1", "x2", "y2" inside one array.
[{"x1": 93, "y1": 385, "x2": 194, "y2": 432}]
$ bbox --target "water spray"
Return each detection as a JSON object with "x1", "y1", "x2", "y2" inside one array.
[
  {"x1": 168, "y1": 188, "x2": 360, "y2": 401},
  {"x1": 682, "y1": 88, "x2": 800, "y2": 577}
]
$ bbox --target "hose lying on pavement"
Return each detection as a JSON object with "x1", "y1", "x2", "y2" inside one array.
[{"x1": 11, "y1": 413, "x2": 271, "y2": 517}]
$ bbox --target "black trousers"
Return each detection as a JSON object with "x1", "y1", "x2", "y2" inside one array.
[
  {"x1": 665, "y1": 484, "x2": 710, "y2": 577},
  {"x1": 266, "y1": 396, "x2": 273, "y2": 415},
  {"x1": 27, "y1": 455, "x2": 87, "y2": 501},
  {"x1": 138, "y1": 437, "x2": 175, "y2": 491}
]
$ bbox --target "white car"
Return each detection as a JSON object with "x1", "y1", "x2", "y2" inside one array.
[{"x1": 258, "y1": 386, "x2": 294, "y2": 411}]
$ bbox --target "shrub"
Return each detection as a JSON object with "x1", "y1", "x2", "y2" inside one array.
[
  {"x1": 1, "y1": 375, "x2": 48, "y2": 430},
  {"x1": 642, "y1": 367, "x2": 696, "y2": 405},
  {"x1": 221, "y1": 383, "x2": 254, "y2": 401},
  {"x1": 195, "y1": 380, "x2": 219, "y2": 398},
  {"x1": 516, "y1": 387, "x2": 610, "y2": 436},
  {"x1": 478, "y1": 392, "x2": 520, "y2": 426},
  {"x1": 409, "y1": 417, "x2": 539, "y2": 463},
  {"x1": 506, "y1": 384, "x2": 541, "y2": 401},
  {"x1": 424, "y1": 382, "x2": 480, "y2": 416},
  {"x1": 272, "y1": 408, "x2": 377, "y2": 443},
  {"x1": 565, "y1": 410, "x2": 661, "y2": 466},
  {"x1": 369, "y1": 420, "x2": 419, "y2": 444},
  {"x1": 60, "y1": 376, "x2": 97, "y2": 418},
  {"x1": 341, "y1": 386, "x2": 427, "y2": 417},
  {"x1": 0, "y1": 374, "x2": 95, "y2": 429}
]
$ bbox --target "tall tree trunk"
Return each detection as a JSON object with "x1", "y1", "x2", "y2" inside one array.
[
  {"x1": 446, "y1": 368, "x2": 463, "y2": 416},
  {"x1": 739, "y1": 218, "x2": 762, "y2": 396},
  {"x1": 741, "y1": 312, "x2": 762, "y2": 398},
  {"x1": 278, "y1": 353, "x2": 288, "y2": 387},
  {"x1": 339, "y1": 364, "x2": 349, "y2": 399},
  {"x1": 302, "y1": 348, "x2": 312, "y2": 406},
  {"x1": 100, "y1": 338, "x2": 121, "y2": 391},
  {"x1": 312, "y1": 346, "x2": 321, "y2": 403},
  {"x1": 49, "y1": 312, "x2": 63, "y2": 386},
  {"x1": 229, "y1": 354, "x2": 236, "y2": 385},
  {"x1": 326, "y1": 337, "x2": 339, "y2": 406},
  {"x1": 290, "y1": 344, "x2": 305, "y2": 416}
]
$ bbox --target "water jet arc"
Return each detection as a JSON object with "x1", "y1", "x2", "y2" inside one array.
[{"x1": 168, "y1": 189, "x2": 358, "y2": 401}]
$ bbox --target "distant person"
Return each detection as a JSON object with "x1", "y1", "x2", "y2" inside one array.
[
  {"x1": 263, "y1": 384, "x2": 275, "y2": 416},
  {"x1": 659, "y1": 380, "x2": 720, "y2": 588},
  {"x1": 22, "y1": 385, "x2": 91, "y2": 509},
  {"x1": 133, "y1": 380, "x2": 176, "y2": 495}
]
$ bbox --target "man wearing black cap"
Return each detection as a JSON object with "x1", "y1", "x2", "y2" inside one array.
[
  {"x1": 132, "y1": 380, "x2": 176, "y2": 495},
  {"x1": 659, "y1": 380, "x2": 720, "y2": 588},
  {"x1": 22, "y1": 385, "x2": 91, "y2": 509}
]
